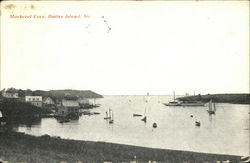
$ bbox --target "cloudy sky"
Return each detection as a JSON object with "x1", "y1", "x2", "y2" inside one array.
[{"x1": 1, "y1": 1, "x2": 249, "y2": 95}]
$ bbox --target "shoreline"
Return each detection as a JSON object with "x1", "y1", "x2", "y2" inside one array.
[
  {"x1": 0, "y1": 130, "x2": 241, "y2": 162},
  {"x1": 177, "y1": 94, "x2": 250, "y2": 104}
]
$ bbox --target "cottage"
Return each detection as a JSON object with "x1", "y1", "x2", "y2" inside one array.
[
  {"x1": 79, "y1": 98, "x2": 90, "y2": 104},
  {"x1": 2, "y1": 92, "x2": 18, "y2": 98},
  {"x1": 25, "y1": 96, "x2": 43, "y2": 107},
  {"x1": 0, "y1": 110, "x2": 6, "y2": 126},
  {"x1": 57, "y1": 99, "x2": 80, "y2": 117},
  {"x1": 43, "y1": 97, "x2": 55, "y2": 105}
]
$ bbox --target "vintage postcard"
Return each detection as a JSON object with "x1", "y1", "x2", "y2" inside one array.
[{"x1": 0, "y1": 1, "x2": 249, "y2": 162}]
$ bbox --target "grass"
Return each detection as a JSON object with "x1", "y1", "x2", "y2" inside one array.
[{"x1": 0, "y1": 130, "x2": 241, "y2": 163}]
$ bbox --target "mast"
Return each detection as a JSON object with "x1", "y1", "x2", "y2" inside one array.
[
  {"x1": 112, "y1": 110, "x2": 114, "y2": 121},
  {"x1": 209, "y1": 99, "x2": 212, "y2": 112},
  {"x1": 105, "y1": 111, "x2": 108, "y2": 119},
  {"x1": 173, "y1": 91, "x2": 176, "y2": 101}
]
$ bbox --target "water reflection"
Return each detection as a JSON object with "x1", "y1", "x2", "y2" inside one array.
[{"x1": 7, "y1": 117, "x2": 41, "y2": 128}]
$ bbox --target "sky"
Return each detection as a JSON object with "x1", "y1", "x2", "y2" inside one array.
[{"x1": 1, "y1": 1, "x2": 249, "y2": 95}]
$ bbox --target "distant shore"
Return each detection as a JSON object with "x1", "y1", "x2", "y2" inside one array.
[
  {"x1": 177, "y1": 93, "x2": 250, "y2": 104},
  {"x1": 0, "y1": 131, "x2": 241, "y2": 162}
]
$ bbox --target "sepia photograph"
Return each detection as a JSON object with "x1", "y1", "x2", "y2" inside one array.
[{"x1": 0, "y1": 1, "x2": 249, "y2": 162}]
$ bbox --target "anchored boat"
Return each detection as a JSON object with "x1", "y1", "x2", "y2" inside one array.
[
  {"x1": 163, "y1": 91, "x2": 182, "y2": 106},
  {"x1": 207, "y1": 99, "x2": 216, "y2": 115},
  {"x1": 195, "y1": 121, "x2": 201, "y2": 126}
]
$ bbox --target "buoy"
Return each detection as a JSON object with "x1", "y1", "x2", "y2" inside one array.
[{"x1": 153, "y1": 122, "x2": 157, "y2": 128}]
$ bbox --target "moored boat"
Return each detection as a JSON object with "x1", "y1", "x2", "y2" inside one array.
[
  {"x1": 163, "y1": 91, "x2": 182, "y2": 106},
  {"x1": 195, "y1": 121, "x2": 201, "y2": 126},
  {"x1": 133, "y1": 114, "x2": 142, "y2": 117},
  {"x1": 164, "y1": 101, "x2": 182, "y2": 106},
  {"x1": 141, "y1": 116, "x2": 147, "y2": 122},
  {"x1": 207, "y1": 99, "x2": 216, "y2": 115}
]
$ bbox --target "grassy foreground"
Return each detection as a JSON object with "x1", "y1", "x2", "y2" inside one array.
[{"x1": 0, "y1": 131, "x2": 241, "y2": 163}]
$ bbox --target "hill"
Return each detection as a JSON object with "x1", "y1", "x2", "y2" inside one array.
[
  {"x1": 49, "y1": 89, "x2": 103, "y2": 99},
  {"x1": 177, "y1": 93, "x2": 250, "y2": 104},
  {"x1": 1, "y1": 88, "x2": 103, "y2": 99}
]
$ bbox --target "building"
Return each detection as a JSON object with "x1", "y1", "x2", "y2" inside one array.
[
  {"x1": 79, "y1": 98, "x2": 90, "y2": 104},
  {"x1": 2, "y1": 92, "x2": 18, "y2": 98},
  {"x1": 57, "y1": 99, "x2": 80, "y2": 117},
  {"x1": 43, "y1": 97, "x2": 55, "y2": 105},
  {"x1": 25, "y1": 96, "x2": 43, "y2": 107}
]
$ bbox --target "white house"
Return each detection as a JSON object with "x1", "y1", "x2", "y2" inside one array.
[
  {"x1": 25, "y1": 96, "x2": 43, "y2": 107},
  {"x1": 2, "y1": 92, "x2": 18, "y2": 98},
  {"x1": 43, "y1": 97, "x2": 55, "y2": 105}
]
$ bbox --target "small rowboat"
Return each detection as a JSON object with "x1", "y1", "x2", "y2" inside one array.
[
  {"x1": 153, "y1": 123, "x2": 157, "y2": 128},
  {"x1": 133, "y1": 114, "x2": 142, "y2": 117}
]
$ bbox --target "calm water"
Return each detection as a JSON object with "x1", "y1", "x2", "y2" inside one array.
[{"x1": 17, "y1": 95, "x2": 249, "y2": 156}]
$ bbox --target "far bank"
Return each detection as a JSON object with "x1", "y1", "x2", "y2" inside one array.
[{"x1": 177, "y1": 94, "x2": 250, "y2": 104}]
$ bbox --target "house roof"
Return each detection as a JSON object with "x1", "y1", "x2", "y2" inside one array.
[
  {"x1": 62, "y1": 100, "x2": 79, "y2": 107},
  {"x1": 44, "y1": 97, "x2": 54, "y2": 101}
]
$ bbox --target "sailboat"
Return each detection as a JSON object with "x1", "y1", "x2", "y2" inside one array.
[
  {"x1": 104, "y1": 108, "x2": 111, "y2": 119},
  {"x1": 109, "y1": 109, "x2": 114, "y2": 124},
  {"x1": 207, "y1": 99, "x2": 216, "y2": 115},
  {"x1": 141, "y1": 107, "x2": 147, "y2": 123},
  {"x1": 163, "y1": 91, "x2": 181, "y2": 106}
]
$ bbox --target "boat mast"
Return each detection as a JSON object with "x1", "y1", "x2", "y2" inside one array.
[
  {"x1": 105, "y1": 111, "x2": 108, "y2": 119},
  {"x1": 213, "y1": 103, "x2": 216, "y2": 112},
  {"x1": 209, "y1": 99, "x2": 212, "y2": 112},
  {"x1": 112, "y1": 110, "x2": 114, "y2": 121},
  {"x1": 173, "y1": 91, "x2": 176, "y2": 101}
]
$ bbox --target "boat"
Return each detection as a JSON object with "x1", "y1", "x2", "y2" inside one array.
[
  {"x1": 109, "y1": 109, "x2": 114, "y2": 124},
  {"x1": 141, "y1": 116, "x2": 147, "y2": 122},
  {"x1": 82, "y1": 110, "x2": 94, "y2": 115},
  {"x1": 141, "y1": 107, "x2": 147, "y2": 123},
  {"x1": 58, "y1": 117, "x2": 70, "y2": 123},
  {"x1": 240, "y1": 156, "x2": 250, "y2": 163},
  {"x1": 163, "y1": 91, "x2": 182, "y2": 106},
  {"x1": 104, "y1": 110, "x2": 111, "y2": 119},
  {"x1": 207, "y1": 99, "x2": 216, "y2": 115},
  {"x1": 153, "y1": 122, "x2": 157, "y2": 128},
  {"x1": 133, "y1": 114, "x2": 142, "y2": 117},
  {"x1": 195, "y1": 121, "x2": 201, "y2": 126}
]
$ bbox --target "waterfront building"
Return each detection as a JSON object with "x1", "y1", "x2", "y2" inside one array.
[
  {"x1": 25, "y1": 96, "x2": 43, "y2": 107},
  {"x1": 57, "y1": 99, "x2": 80, "y2": 117}
]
